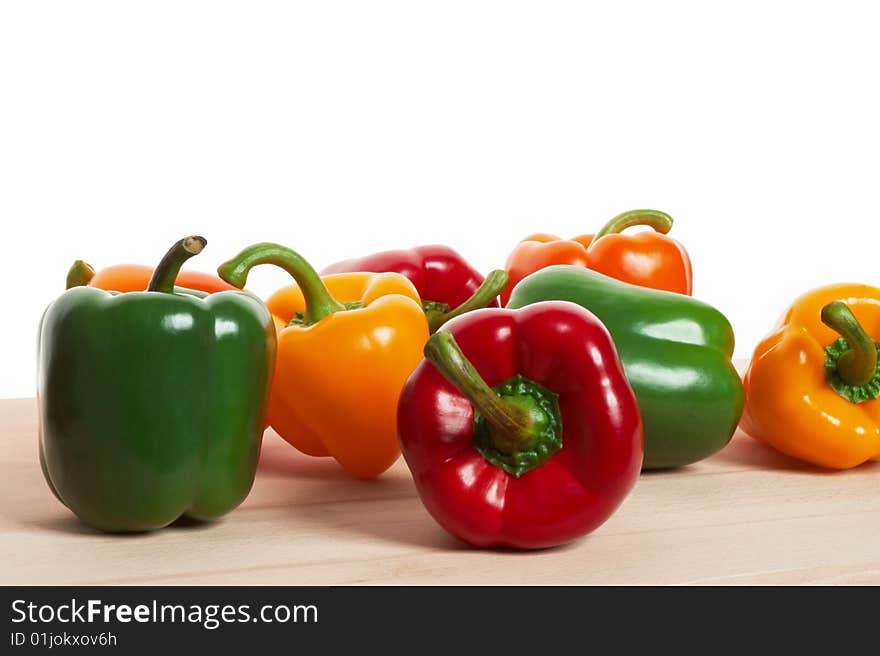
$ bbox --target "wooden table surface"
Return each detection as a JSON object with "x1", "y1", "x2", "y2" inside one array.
[{"x1": 3, "y1": 390, "x2": 880, "y2": 585}]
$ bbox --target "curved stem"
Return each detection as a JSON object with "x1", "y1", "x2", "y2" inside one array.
[
  {"x1": 218, "y1": 243, "x2": 345, "y2": 324},
  {"x1": 821, "y1": 301, "x2": 878, "y2": 386},
  {"x1": 590, "y1": 209, "x2": 674, "y2": 245},
  {"x1": 66, "y1": 260, "x2": 95, "y2": 289},
  {"x1": 147, "y1": 236, "x2": 207, "y2": 294},
  {"x1": 424, "y1": 331, "x2": 533, "y2": 453},
  {"x1": 426, "y1": 270, "x2": 508, "y2": 333}
]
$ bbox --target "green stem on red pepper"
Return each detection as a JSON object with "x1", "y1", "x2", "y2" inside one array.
[
  {"x1": 66, "y1": 260, "x2": 96, "y2": 289},
  {"x1": 590, "y1": 209, "x2": 674, "y2": 245},
  {"x1": 424, "y1": 331, "x2": 562, "y2": 477},
  {"x1": 425, "y1": 270, "x2": 508, "y2": 333},
  {"x1": 218, "y1": 243, "x2": 347, "y2": 325},
  {"x1": 148, "y1": 236, "x2": 207, "y2": 294}
]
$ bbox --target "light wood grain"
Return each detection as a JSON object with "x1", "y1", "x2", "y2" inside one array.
[{"x1": 2, "y1": 388, "x2": 879, "y2": 585}]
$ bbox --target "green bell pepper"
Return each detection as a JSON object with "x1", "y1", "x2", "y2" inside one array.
[
  {"x1": 507, "y1": 265, "x2": 743, "y2": 469},
  {"x1": 38, "y1": 236, "x2": 276, "y2": 532}
]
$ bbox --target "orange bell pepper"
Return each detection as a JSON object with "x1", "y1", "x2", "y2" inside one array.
[
  {"x1": 66, "y1": 259, "x2": 236, "y2": 294},
  {"x1": 742, "y1": 284, "x2": 880, "y2": 469},
  {"x1": 218, "y1": 243, "x2": 430, "y2": 479},
  {"x1": 500, "y1": 209, "x2": 692, "y2": 305}
]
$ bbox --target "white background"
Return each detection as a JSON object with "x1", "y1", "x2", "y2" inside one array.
[{"x1": 2, "y1": 1, "x2": 879, "y2": 399}]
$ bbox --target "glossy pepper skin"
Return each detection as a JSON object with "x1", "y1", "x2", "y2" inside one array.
[
  {"x1": 508, "y1": 266, "x2": 742, "y2": 469},
  {"x1": 742, "y1": 284, "x2": 880, "y2": 468},
  {"x1": 219, "y1": 243, "x2": 430, "y2": 479},
  {"x1": 397, "y1": 302, "x2": 643, "y2": 549},
  {"x1": 324, "y1": 245, "x2": 494, "y2": 308},
  {"x1": 66, "y1": 258, "x2": 237, "y2": 294},
  {"x1": 323, "y1": 245, "x2": 502, "y2": 332},
  {"x1": 501, "y1": 209, "x2": 692, "y2": 305},
  {"x1": 39, "y1": 237, "x2": 275, "y2": 532}
]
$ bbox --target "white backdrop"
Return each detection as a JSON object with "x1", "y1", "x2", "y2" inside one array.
[{"x1": 2, "y1": 1, "x2": 879, "y2": 398}]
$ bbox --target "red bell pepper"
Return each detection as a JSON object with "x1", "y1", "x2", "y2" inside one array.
[
  {"x1": 397, "y1": 301, "x2": 643, "y2": 549},
  {"x1": 323, "y1": 245, "x2": 500, "y2": 331}
]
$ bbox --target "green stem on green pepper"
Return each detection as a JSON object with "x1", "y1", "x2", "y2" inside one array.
[{"x1": 148, "y1": 236, "x2": 207, "y2": 294}]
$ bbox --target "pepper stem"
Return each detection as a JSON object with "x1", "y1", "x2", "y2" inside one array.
[
  {"x1": 821, "y1": 301, "x2": 878, "y2": 386},
  {"x1": 218, "y1": 243, "x2": 346, "y2": 324},
  {"x1": 146, "y1": 236, "x2": 207, "y2": 294},
  {"x1": 426, "y1": 270, "x2": 508, "y2": 333},
  {"x1": 590, "y1": 209, "x2": 674, "y2": 245},
  {"x1": 424, "y1": 331, "x2": 536, "y2": 453},
  {"x1": 66, "y1": 260, "x2": 95, "y2": 289}
]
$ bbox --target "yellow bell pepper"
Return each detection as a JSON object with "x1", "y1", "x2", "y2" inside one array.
[
  {"x1": 742, "y1": 283, "x2": 880, "y2": 468},
  {"x1": 219, "y1": 243, "x2": 429, "y2": 478}
]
